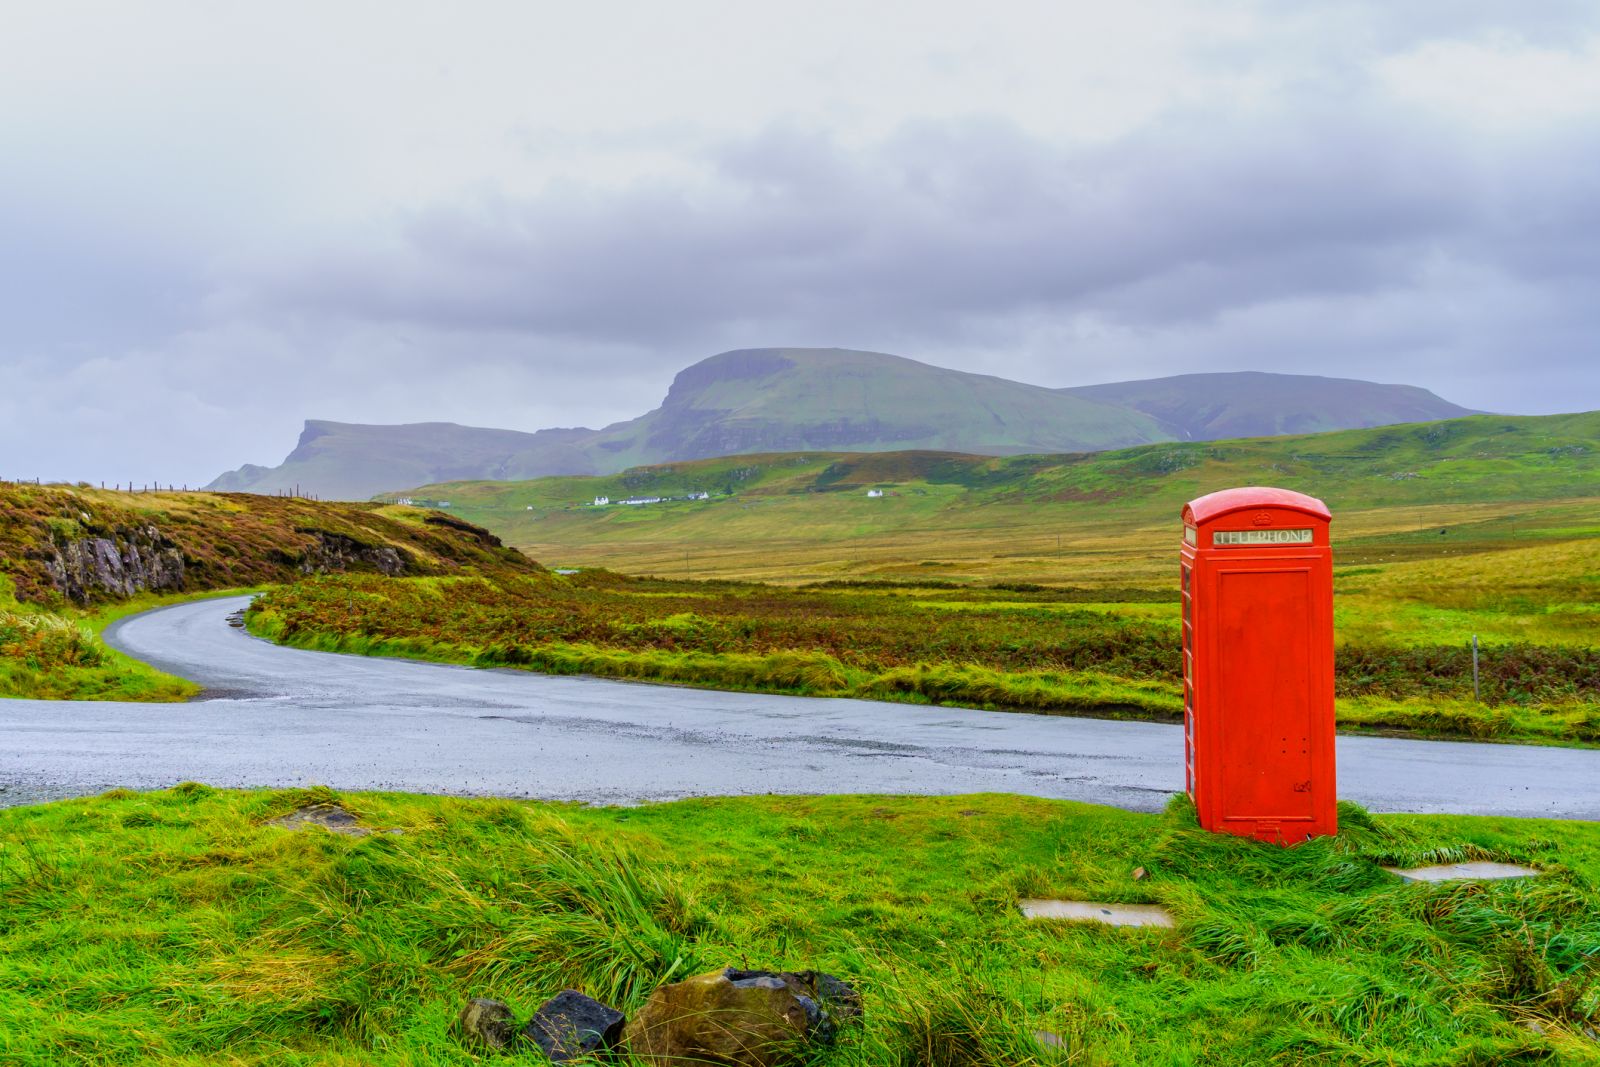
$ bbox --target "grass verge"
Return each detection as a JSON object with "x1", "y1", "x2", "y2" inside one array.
[
  {"x1": 247, "y1": 574, "x2": 1600, "y2": 747},
  {"x1": 0, "y1": 787, "x2": 1596, "y2": 1064},
  {"x1": 0, "y1": 585, "x2": 255, "y2": 702}
]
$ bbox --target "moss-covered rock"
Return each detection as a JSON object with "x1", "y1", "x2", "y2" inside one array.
[{"x1": 624, "y1": 968, "x2": 859, "y2": 1066}]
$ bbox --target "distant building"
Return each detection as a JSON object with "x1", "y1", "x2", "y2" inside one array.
[
  {"x1": 866, "y1": 489, "x2": 885, "y2": 498},
  {"x1": 621, "y1": 497, "x2": 662, "y2": 506},
  {"x1": 396, "y1": 497, "x2": 414, "y2": 506},
  {"x1": 691, "y1": 491, "x2": 710, "y2": 500},
  {"x1": 593, "y1": 496, "x2": 610, "y2": 506}
]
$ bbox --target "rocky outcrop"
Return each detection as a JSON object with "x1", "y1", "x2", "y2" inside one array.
[
  {"x1": 41, "y1": 527, "x2": 187, "y2": 602},
  {"x1": 297, "y1": 532, "x2": 408, "y2": 576},
  {"x1": 2, "y1": 483, "x2": 538, "y2": 606}
]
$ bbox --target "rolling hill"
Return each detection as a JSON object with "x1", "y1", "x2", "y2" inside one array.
[
  {"x1": 0, "y1": 483, "x2": 538, "y2": 606},
  {"x1": 1063, "y1": 371, "x2": 1477, "y2": 440},
  {"x1": 398, "y1": 409, "x2": 1600, "y2": 583},
  {"x1": 208, "y1": 348, "x2": 1477, "y2": 500}
]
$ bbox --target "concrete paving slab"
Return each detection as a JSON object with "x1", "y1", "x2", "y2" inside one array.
[
  {"x1": 1383, "y1": 861, "x2": 1540, "y2": 883},
  {"x1": 1019, "y1": 899, "x2": 1174, "y2": 927}
]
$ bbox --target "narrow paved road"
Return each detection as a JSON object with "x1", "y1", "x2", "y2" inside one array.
[{"x1": 1, "y1": 596, "x2": 1596, "y2": 816}]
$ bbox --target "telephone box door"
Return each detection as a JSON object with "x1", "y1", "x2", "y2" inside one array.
[{"x1": 1181, "y1": 487, "x2": 1337, "y2": 843}]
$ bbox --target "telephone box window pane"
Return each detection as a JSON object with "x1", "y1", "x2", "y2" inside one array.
[
  {"x1": 1213, "y1": 528, "x2": 1313, "y2": 546},
  {"x1": 1184, "y1": 525, "x2": 1197, "y2": 545}
]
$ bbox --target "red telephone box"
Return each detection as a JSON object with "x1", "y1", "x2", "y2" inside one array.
[{"x1": 1181, "y1": 487, "x2": 1337, "y2": 843}]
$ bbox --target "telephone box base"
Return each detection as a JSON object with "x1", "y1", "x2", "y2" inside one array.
[{"x1": 1209, "y1": 814, "x2": 1334, "y2": 845}]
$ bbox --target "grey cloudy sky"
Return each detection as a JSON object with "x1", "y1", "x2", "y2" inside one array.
[{"x1": 3, "y1": 1, "x2": 1599, "y2": 485}]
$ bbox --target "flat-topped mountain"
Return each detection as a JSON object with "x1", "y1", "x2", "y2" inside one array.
[
  {"x1": 211, "y1": 421, "x2": 588, "y2": 503},
  {"x1": 608, "y1": 347, "x2": 1167, "y2": 461},
  {"x1": 1063, "y1": 371, "x2": 1477, "y2": 440},
  {"x1": 208, "y1": 348, "x2": 1479, "y2": 500}
]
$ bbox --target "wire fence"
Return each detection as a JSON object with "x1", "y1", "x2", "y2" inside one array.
[{"x1": 0, "y1": 477, "x2": 322, "y2": 500}]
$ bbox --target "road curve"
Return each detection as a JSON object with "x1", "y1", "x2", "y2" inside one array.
[{"x1": 0, "y1": 596, "x2": 1596, "y2": 816}]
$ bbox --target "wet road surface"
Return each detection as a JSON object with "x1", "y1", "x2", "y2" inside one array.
[{"x1": 1, "y1": 597, "x2": 1596, "y2": 815}]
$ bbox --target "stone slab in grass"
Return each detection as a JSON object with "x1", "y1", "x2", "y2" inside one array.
[
  {"x1": 1019, "y1": 899, "x2": 1174, "y2": 927},
  {"x1": 1383, "y1": 861, "x2": 1540, "y2": 883},
  {"x1": 267, "y1": 803, "x2": 401, "y2": 837}
]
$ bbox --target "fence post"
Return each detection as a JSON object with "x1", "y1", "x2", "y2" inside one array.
[{"x1": 1471, "y1": 634, "x2": 1480, "y2": 704}]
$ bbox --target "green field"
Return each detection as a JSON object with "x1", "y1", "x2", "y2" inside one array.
[
  {"x1": 404, "y1": 411, "x2": 1600, "y2": 587},
  {"x1": 2, "y1": 786, "x2": 1597, "y2": 1065}
]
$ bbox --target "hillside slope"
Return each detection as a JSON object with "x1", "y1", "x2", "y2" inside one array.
[
  {"x1": 208, "y1": 348, "x2": 1480, "y2": 500},
  {"x1": 406, "y1": 410, "x2": 1600, "y2": 582},
  {"x1": 1064, "y1": 371, "x2": 1478, "y2": 440},
  {"x1": 582, "y1": 347, "x2": 1168, "y2": 465},
  {"x1": 208, "y1": 348, "x2": 1172, "y2": 499},
  {"x1": 0, "y1": 483, "x2": 538, "y2": 606},
  {"x1": 208, "y1": 421, "x2": 599, "y2": 502}
]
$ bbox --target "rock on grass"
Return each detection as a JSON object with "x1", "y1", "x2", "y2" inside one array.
[
  {"x1": 457, "y1": 997, "x2": 516, "y2": 1051},
  {"x1": 522, "y1": 989, "x2": 626, "y2": 1062},
  {"x1": 624, "y1": 968, "x2": 861, "y2": 1066}
]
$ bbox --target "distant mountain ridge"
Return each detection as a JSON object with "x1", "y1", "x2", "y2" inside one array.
[
  {"x1": 208, "y1": 348, "x2": 1478, "y2": 500},
  {"x1": 1062, "y1": 371, "x2": 1481, "y2": 441}
]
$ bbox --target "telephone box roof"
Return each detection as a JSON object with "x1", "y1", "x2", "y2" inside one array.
[{"x1": 1184, "y1": 486, "x2": 1331, "y2": 525}]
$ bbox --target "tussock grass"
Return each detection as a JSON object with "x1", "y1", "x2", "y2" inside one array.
[
  {"x1": 0, "y1": 580, "x2": 211, "y2": 701},
  {"x1": 1, "y1": 788, "x2": 1596, "y2": 1064}
]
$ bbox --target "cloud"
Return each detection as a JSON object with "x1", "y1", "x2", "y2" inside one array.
[
  {"x1": 233, "y1": 98, "x2": 1599, "y2": 410},
  {"x1": 3, "y1": 1, "x2": 1600, "y2": 484}
]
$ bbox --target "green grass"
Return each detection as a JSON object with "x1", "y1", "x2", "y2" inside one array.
[
  {"x1": 1, "y1": 787, "x2": 1596, "y2": 1064},
  {"x1": 0, "y1": 581, "x2": 255, "y2": 701}
]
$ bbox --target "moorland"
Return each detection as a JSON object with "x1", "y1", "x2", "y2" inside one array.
[{"x1": 243, "y1": 410, "x2": 1600, "y2": 747}]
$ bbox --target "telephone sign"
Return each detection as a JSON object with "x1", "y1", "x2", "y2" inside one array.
[{"x1": 1180, "y1": 487, "x2": 1338, "y2": 843}]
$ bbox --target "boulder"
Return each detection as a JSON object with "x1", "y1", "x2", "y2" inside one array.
[
  {"x1": 457, "y1": 997, "x2": 516, "y2": 1051},
  {"x1": 624, "y1": 968, "x2": 860, "y2": 1066},
  {"x1": 522, "y1": 989, "x2": 625, "y2": 1062}
]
